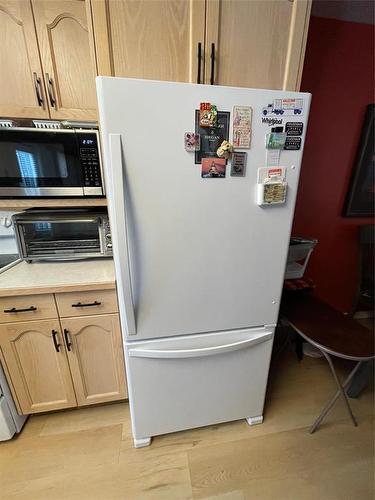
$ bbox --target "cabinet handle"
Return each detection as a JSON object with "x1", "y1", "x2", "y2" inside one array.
[
  {"x1": 63, "y1": 328, "x2": 72, "y2": 352},
  {"x1": 4, "y1": 306, "x2": 37, "y2": 313},
  {"x1": 197, "y1": 42, "x2": 202, "y2": 84},
  {"x1": 46, "y1": 73, "x2": 56, "y2": 107},
  {"x1": 52, "y1": 330, "x2": 61, "y2": 353},
  {"x1": 33, "y1": 72, "x2": 44, "y2": 107},
  {"x1": 71, "y1": 301, "x2": 101, "y2": 308},
  {"x1": 210, "y1": 43, "x2": 215, "y2": 85}
]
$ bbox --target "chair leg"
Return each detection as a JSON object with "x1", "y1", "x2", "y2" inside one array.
[
  {"x1": 310, "y1": 356, "x2": 363, "y2": 434},
  {"x1": 295, "y1": 332, "x2": 304, "y2": 361}
]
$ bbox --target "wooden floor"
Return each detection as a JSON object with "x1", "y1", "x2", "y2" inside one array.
[{"x1": 0, "y1": 348, "x2": 373, "y2": 499}]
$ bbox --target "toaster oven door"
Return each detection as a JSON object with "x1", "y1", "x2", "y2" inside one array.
[
  {"x1": 0, "y1": 129, "x2": 83, "y2": 197},
  {"x1": 18, "y1": 218, "x2": 103, "y2": 259}
]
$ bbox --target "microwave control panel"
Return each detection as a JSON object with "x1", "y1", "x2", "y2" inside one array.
[{"x1": 78, "y1": 132, "x2": 102, "y2": 188}]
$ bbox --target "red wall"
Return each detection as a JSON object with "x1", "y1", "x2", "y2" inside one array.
[{"x1": 293, "y1": 16, "x2": 374, "y2": 312}]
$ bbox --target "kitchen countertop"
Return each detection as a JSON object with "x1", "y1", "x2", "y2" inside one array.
[{"x1": 0, "y1": 259, "x2": 116, "y2": 297}]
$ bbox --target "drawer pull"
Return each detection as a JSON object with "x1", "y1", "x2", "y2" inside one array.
[
  {"x1": 46, "y1": 72, "x2": 56, "y2": 107},
  {"x1": 4, "y1": 306, "x2": 37, "y2": 313},
  {"x1": 71, "y1": 301, "x2": 101, "y2": 308},
  {"x1": 210, "y1": 42, "x2": 215, "y2": 85},
  {"x1": 52, "y1": 329, "x2": 60, "y2": 353},
  {"x1": 63, "y1": 328, "x2": 72, "y2": 351}
]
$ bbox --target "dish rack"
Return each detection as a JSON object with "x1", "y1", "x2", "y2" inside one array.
[{"x1": 285, "y1": 237, "x2": 318, "y2": 279}]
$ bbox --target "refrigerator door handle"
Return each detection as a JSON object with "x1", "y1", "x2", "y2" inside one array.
[
  {"x1": 128, "y1": 331, "x2": 273, "y2": 359},
  {"x1": 108, "y1": 133, "x2": 137, "y2": 335}
]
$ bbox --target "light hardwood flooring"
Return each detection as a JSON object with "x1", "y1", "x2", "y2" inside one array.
[{"x1": 0, "y1": 349, "x2": 373, "y2": 499}]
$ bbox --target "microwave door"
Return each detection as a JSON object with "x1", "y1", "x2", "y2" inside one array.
[{"x1": 0, "y1": 129, "x2": 83, "y2": 197}]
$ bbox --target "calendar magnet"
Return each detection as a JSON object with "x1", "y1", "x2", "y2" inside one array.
[{"x1": 233, "y1": 105, "x2": 252, "y2": 148}]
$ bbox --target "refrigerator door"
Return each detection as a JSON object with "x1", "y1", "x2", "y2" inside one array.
[
  {"x1": 125, "y1": 327, "x2": 274, "y2": 441},
  {"x1": 97, "y1": 78, "x2": 311, "y2": 340}
]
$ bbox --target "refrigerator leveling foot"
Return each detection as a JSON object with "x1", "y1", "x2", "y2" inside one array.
[
  {"x1": 246, "y1": 415, "x2": 263, "y2": 426},
  {"x1": 134, "y1": 437, "x2": 152, "y2": 448}
]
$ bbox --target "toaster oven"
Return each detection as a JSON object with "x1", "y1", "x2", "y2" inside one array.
[{"x1": 12, "y1": 210, "x2": 112, "y2": 261}]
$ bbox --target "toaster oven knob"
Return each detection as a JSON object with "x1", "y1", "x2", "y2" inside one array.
[
  {"x1": 107, "y1": 243, "x2": 112, "y2": 249},
  {"x1": 105, "y1": 233, "x2": 111, "y2": 240}
]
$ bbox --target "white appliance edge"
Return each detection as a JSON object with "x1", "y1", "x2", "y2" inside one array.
[{"x1": 0, "y1": 363, "x2": 27, "y2": 441}]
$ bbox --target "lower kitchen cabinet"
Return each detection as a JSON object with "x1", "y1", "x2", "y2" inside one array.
[
  {"x1": 0, "y1": 319, "x2": 77, "y2": 414},
  {"x1": 61, "y1": 314, "x2": 128, "y2": 406},
  {"x1": 0, "y1": 289, "x2": 128, "y2": 415}
]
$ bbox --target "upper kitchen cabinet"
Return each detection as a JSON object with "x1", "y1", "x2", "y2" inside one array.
[
  {"x1": 31, "y1": 0, "x2": 98, "y2": 120},
  {"x1": 0, "y1": 1, "x2": 49, "y2": 118},
  {"x1": 205, "y1": 0, "x2": 312, "y2": 90},
  {"x1": 91, "y1": 0, "x2": 206, "y2": 82},
  {"x1": 91, "y1": 0, "x2": 310, "y2": 91}
]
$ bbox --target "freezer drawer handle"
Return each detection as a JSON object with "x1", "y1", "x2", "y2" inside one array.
[
  {"x1": 4, "y1": 306, "x2": 37, "y2": 313},
  {"x1": 128, "y1": 332, "x2": 273, "y2": 359}
]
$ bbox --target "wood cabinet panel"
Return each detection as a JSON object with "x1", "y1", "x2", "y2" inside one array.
[
  {"x1": 61, "y1": 314, "x2": 127, "y2": 406},
  {"x1": 205, "y1": 0, "x2": 311, "y2": 90},
  {"x1": 31, "y1": 0, "x2": 97, "y2": 119},
  {"x1": 93, "y1": 0, "x2": 205, "y2": 82},
  {"x1": 0, "y1": 0, "x2": 49, "y2": 118},
  {"x1": 0, "y1": 294, "x2": 57, "y2": 324},
  {"x1": 55, "y1": 289, "x2": 118, "y2": 317},
  {"x1": 0, "y1": 319, "x2": 77, "y2": 414}
]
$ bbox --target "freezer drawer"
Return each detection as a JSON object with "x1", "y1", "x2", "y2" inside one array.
[{"x1": 126, "y1": 327, "x2": 274, "y2": 443}]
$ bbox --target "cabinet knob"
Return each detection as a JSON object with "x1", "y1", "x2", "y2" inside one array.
[
  {"x1": 197, "y1": 42, "x2": 202, "y2": 84},
  {"x1": 64, "y1": 329, "x2": 72, "y2": 352},
  {"x1": 46, "y1": 73, "x2": 56, "y2": 107},
  {"x1": 33, "y1": 72, "x2": 44, "y2": 107},
  {"x1": 52, "y1": 330, "x2": 61, "y2": 353}
]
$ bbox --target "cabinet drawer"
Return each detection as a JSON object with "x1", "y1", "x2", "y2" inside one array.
[
  {"x1": 55, "y1": 289, "x2": 118, "y2": 317},
  {"x1": 0, "y1": 294, "x2": 57, "y2": 324}
]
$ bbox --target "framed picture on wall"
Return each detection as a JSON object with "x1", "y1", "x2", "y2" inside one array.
[{"x1": 343, "y1": 104, "x2": 374, "y2": 217}]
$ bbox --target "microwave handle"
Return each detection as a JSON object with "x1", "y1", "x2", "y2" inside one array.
[{"x1": 108, "y1": 134, "x2": 137, "y2": 336}]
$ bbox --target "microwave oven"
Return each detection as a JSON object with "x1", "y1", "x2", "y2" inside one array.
[
  {"x1": 0, "y1": 126, "x2": 104, "y2": 197},
  {"x1": 12, "y1": 210, "x2": 112, "y2": 261}
]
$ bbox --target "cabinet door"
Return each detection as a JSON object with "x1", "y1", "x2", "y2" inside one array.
[
  {"x1": 61, "y1": 314, "x2": 127, "y2": 406},
  {"x1": 205, "y1": 0, "x2": 311, "y2": 90},
  {"x1": 0, "y1": 0, "x2": 49, "y2": 118},
  {"x1": 91, "y1": 0, "x2": 205, "y2": 83},
  {"x1": 31, "y1": 0, "x2": 98, "y2": 120},
  {"x1": 0, "y1": 319, "x2": 77, "y2": 414}
]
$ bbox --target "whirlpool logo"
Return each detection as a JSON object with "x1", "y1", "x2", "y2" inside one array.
[{"x1": 262, "y1": 117, "x2": 283, "y2": 126}]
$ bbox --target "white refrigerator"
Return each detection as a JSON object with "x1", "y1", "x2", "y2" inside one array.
[{"x1": 96, "y1": 77, "x2": 311, "y2": 448}]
